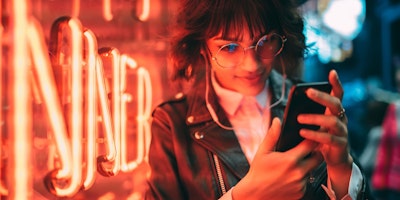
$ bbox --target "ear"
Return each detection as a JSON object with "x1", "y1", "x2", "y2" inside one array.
[
  {"x1": 200, "y1": 49, "x2": 205, "y2": 56},
  {"x1": 200, "y1": 44, "x2": 209, "y2": 56}
]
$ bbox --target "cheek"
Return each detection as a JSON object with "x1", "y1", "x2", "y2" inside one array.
[
  {"x1": 261, "y1": 59, "x2": 274, "y2": 68},
  {"x1": 213, "y1": 68, "x2": 234, "y2": 85}
]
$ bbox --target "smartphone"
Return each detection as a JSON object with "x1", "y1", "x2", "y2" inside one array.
[{"x1": 275, "y1": 82, "x2": 332, "y2": 152}]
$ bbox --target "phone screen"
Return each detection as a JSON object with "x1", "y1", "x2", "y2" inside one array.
[{"x1": 275, "y1": 82, "x2": 332, "y2": 152}]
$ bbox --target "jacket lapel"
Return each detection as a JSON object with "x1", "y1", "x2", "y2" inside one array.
[{"x1": 185, "y1": 69, "x2": 294, "y2": 179}]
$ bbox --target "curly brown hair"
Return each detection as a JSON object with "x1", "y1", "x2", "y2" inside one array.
[{"x1": 169, "y1": 0, "x2": 306, "y2": 83}]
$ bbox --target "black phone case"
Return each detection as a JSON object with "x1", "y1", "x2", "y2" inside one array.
[{"x1": 275, "y1": 82, "x2": 332, "y2": 152}]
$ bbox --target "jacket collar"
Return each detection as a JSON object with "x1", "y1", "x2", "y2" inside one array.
[
  {"x1": 185, "y1": 69, "x2": 290, "y2": 125},
  {"x1": 185, "y1": 69, "x2": 293, "y2": 179}
]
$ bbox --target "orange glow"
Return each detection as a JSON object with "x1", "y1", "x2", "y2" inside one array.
[
  {"x1": 0, "y1": 0, "x2": 6, "y2": 196},
  {"x1": 97, "y1": 47, "x2": 120, "y2": 176},
  {"x1": 119, "y1": 55, "x2": 130, "y2": 172},
  {"x1": 3, "y1": 1, "x2": 157, "y2": 198},
  {"x1": 103, "y1": 0, "x2": 113, "y2": 21},
  {"x1": 10, "y1": 0, "x2": 31, "y2": 199},
  {"x1": 120, "y1": 55, "x2": 152, "y2": 172},
  {"x1": 136, "y1": 67, "x2": 152, "y2": 163},
  {"x1": 137, "y1": 0, "x2": 150, "y2": 21},
  {"x1": 29, "y1": 16, "x2": 72, "y2": 178},
  {"x1": 63, "y1": 17, "x2": 84, "y2": 197},
  {"x1": 82, "y1": 29, "x2": 98, "y2": 190},
  {"x1": 35, "y1": 16, "x2": 84, "y2": 197},
  {"x1": 72, "y1": 0, "x2": 80, "y2": 18},
  {"x1": 111, "y1": 47, "x2": 122, "y2": 176}
]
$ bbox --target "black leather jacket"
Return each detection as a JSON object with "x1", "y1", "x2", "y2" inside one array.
[{"x1": 145, "y1": 70, "x2": 367, "y2": 200}]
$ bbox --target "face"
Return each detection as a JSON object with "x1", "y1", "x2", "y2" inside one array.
[{"x1": 206, "y1": 30, "x2": 276, "y2": 96}]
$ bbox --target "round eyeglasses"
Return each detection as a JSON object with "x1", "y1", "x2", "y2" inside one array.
[{"x1": 211, "y1": 33, "x2": 287, "y2": 68}]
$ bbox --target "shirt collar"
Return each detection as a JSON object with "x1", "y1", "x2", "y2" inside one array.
[{"x1": 211, "y1": 71, "x2": 268, "y2": 116}]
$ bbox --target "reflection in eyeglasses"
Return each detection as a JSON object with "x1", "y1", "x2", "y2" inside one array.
[{"x1": 211, "y1": 33, "x2": 286, "y2": 68}]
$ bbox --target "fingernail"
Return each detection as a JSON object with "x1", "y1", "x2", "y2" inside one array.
[
  {"x1": 307, "y1": 88, "x2": 317, "y2": 97},
  {"x1": 297, "y1": 114, "x2": 305, "y2": 122}
]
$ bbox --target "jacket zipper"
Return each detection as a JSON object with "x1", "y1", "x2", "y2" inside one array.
[{"x1": 213, "y1": 153, "x2": 227, "y2": 195}]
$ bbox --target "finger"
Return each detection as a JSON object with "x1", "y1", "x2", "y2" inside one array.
[
  {"x1": 294, "y1": 178, "x2": 308, "y2": 199},
  {"x1": 286, "y1": 139, "x2": 318, "y2": 159},
  {"x1": 337, "y1": 107, "x2": 347, "y2": 123},
  {"x1": 328, "y1": 69, "x2": 344, "y2": 100},
  {"x1": 328, "y1": 70, "x2": 348, "y2": 120},
  {"x1": 298, "y1": 114, "x2": 347, "y2": 137},
  {"x1": 258, "y1": 117, "x2": 281, "y2": 153},
  {"x1": 301, "y1": 151, "x2": 324, "y2": 172},
  {"x1": 305, "y1": 88, "x2": 344, "y2": 117},
  {"x1": 300, "y1": 129, "x2": 347, "y2": 147},
  {"x1": 301, "y1": 179, "x2": 307, "y2": 194}
]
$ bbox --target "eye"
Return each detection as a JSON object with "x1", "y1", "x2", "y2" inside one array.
[
  {"x1": 220, "y1": 43, "x2": 241, "y2": 53},
  {"x1": 256, "y1": 34, "x2": 284, "y2": 58}
]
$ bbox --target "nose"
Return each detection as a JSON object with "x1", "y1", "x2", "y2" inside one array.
[{"x1": 240, "y1": 46, "x2": 260, "y2": 72}]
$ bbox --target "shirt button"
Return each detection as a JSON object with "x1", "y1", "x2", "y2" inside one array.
[
  {"x1": 194, "y1": 131, "x2": 204, "y2": 139},
  {"x1": 187, "y1": 116, "x2": 194, "y2": 123}
]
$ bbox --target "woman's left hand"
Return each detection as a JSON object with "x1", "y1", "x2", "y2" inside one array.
[
  {"x1": 297, "y1": 69, "x2": 353, "y2": 198},
  {"x1": 297, "y1": 69, "x2": 352, "y2": 167}
]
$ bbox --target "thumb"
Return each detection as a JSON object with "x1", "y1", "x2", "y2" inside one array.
[{"x1": 257, "y1": 117, "x2": 281, "y2": 154}]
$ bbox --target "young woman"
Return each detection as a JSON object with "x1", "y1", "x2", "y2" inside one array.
[{"x1": 146, "y1": 0, "x2": 368, "y2": 199}]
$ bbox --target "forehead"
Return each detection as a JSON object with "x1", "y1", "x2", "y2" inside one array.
[
  {"x1": 204, "y1": 1, "x2": 275, "y2": 41},
  {"x1": 206, "y1": 18, "x2": 272, "y2": 44},
  {"x1": 209, "y1": 25, "x2": 266, "y2": 42}
]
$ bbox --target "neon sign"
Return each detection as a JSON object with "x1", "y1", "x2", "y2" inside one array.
[
  {"x1": 4, "y1": 0, "x2": 31, "y2": 199},
  {"x1": 2, "y1": 7, "x2": 153, "y2": 200}
]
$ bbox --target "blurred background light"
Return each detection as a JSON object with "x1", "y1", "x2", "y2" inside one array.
[{"x1": 302, "y1": 0, "x2": 366, "y2": 63}]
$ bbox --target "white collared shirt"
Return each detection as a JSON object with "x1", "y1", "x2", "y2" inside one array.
[{"x1": 211, "y1": 72, "x2": 270, "y2": 162}]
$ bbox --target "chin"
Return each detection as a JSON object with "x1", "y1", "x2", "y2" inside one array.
[{"x1": 239, "y1": 84, "x2": 264, "y2": 95}]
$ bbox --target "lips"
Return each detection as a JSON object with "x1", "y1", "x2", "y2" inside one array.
[
  {"x1": 236, "y1": 69, "x2": 265, "y2": 81},
  {"x1": 244, "y1": 74, "x2": 261, "y2": 80}
]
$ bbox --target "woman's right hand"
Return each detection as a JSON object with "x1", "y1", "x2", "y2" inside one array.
[{"x1": 232, "y1": 118, "x2": 323, "y2": 200}]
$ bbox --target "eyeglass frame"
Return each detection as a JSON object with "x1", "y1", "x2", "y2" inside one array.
[{"x1": 209, "y1": 33, "x2": 287, "y2": 69}]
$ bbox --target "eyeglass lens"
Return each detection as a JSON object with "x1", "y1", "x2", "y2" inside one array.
[{"x1": 214, "y1": 33, "x2": 285, "y2": 68}]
